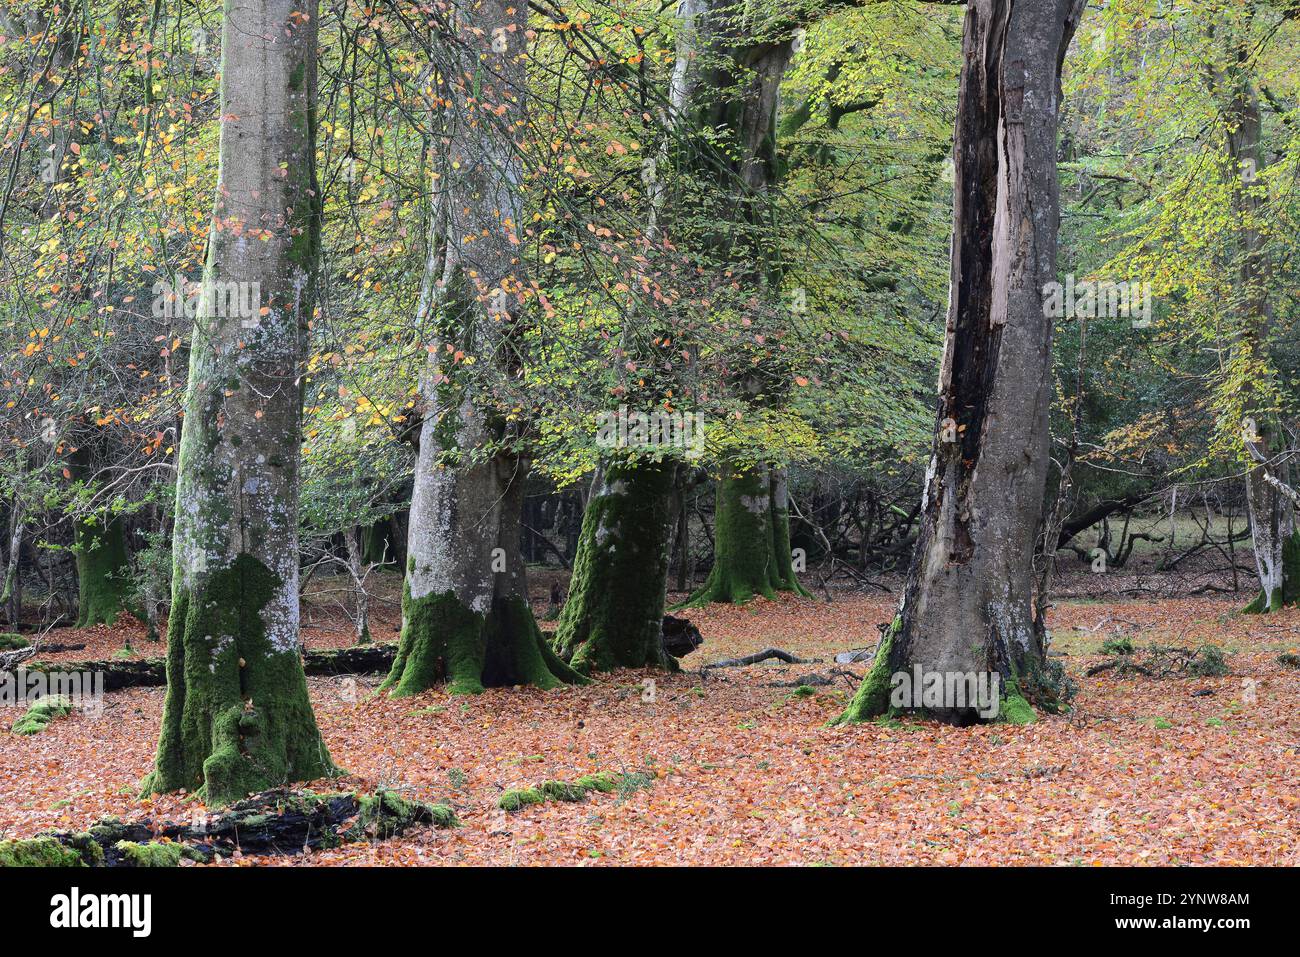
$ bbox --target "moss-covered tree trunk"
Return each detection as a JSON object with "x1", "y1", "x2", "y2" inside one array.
[
  {"x1": 552, "y1": 461, "x2": 678, "y2": 673},
  {"x1": 143, "y1": 0, "x2": 334, "y2": 805},
  {"x1": 1, "y1": 495, "x2": 22, "y2": 631},
  {"x1": 68, "y1": 444, "x2": 133, "y2": 627},
  {"x1": 74, "y1": 515, "x2": 131, "y2": 627},
  {"x1": 683, "y1": 464, "x2": 809, "y2": 605},
  {"x1": 835, "y1": 0, "x2": 1087, "y2": 726},
  {"x1": 380, "y1": 0, "x2": 581, "y2": 697}
]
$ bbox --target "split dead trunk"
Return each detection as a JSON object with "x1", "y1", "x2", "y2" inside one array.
[{"x1": 836, "y1": 0, "x2": 1087, "y2": 726}]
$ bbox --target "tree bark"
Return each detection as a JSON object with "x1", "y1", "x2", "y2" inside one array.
[
  {"x1": 552, "y1": 461, "x2": 678, "y2": 673},
  {"x1": 684, "y1": 464, "x2": 809, "y2": 605},
  {"x1": 73, "y1": 515, "x2": 131, "y2": 628},
  {"x1": 1213, "y1": 37, "x2": 1300, "y2": 612},
  {"x1": 343, "y1": 526, "x2": 372, "y2": 643},
  {"x1": 69, "y1": 445, "x2": 133, "y2": 628},
  {"x1": 1, "y1": 485, "x2": 23, "y2": 630},
  {"x1": 382, "y1": 0, "x2": 582, "y2": 696},
  {"x1": 673, "y1": 1, "x2": 808, "y2": 606},
  {"x1": 836, "y1": 0, "x2": 1087, "y2": 726},
  {"x1": 143, "y1": 0, "x2": 334, "y2": 805}
]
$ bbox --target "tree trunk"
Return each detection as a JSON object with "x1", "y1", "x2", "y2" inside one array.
[
  {"x1": 343, "y1": 527, "x2": 371, "y2": 643},
  {"x1": 683, "y1": 464, "x2": 809, "y2": 605},
  {"x1": 1215, "y1": 43, "x2": 1300, "y2": 612},
  {"x1": 1, "y1": 489, "x2": 23, "y2": 630},
  {"x1": 143, "y1": 0, "x2": 334, "y2": 805},
  {"x1": 360, "y1": 517, "x2": 394, "y2": 566},
  {"x1": 381, "y1": 0, "x2": 582, "y2": 696},
  {"x1": 69, "y1": 440, "x2": 133, "y2": 628},
  {"x1": 836, "y1": 0, "x2": 1087, "y2": 726},
  {"x1": 673, "y1": 2, "x2": 808, "y2": 607},
  {"x1": 73, "y1": 515, "x2": 131, "y2": 628},
  {"x1": 552, "y1": 461, "x2": 678, "y2": 673}
]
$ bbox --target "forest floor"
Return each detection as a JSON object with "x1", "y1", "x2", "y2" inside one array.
[{"x1": 2, "y1": 574, "x2": 1298, "y2": 865}]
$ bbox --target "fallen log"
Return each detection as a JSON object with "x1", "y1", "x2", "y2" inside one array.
[
  {"x1": 8, "y1": 643, "x2": 399, "y2": 691},
  {"x1": 702, "y1": 648, "x2": 815, "y2": 670},
  {"x1": 0, "y1": 787, "x2": 456, "y2": 867}
]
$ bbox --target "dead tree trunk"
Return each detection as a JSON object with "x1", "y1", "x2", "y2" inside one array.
[{"x1": 836, "y1": 0, "x2": 1088, "y2": 726}]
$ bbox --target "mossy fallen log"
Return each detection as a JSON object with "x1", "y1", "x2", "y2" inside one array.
[
  {"x1": 12, "y1": 643, "x2": 399, "y2": 691},
  {"x1": 0, "y1": 786, "x2": 456, "y2": 867}
]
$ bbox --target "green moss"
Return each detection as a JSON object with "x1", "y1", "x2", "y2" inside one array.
[
  {"x1": 553, "y1": 460, "x2": 677, "y2": 673},
  {"x1": 1279, "y1": 653, "x2": 1300, "y2": 669},
  {"x1": 0, "y1": 633, "x2": 28, "y2": 650},
  {"x1": 681, "y1": 467, "x2": 782, "y2": 607},
  {"x1": 768, "y1": 471, "x2": 812, "y2": 598},
  {"x1": 998, "y1": 692, "x2": 1037, "y2": 725},
  {"x1": 381, "y1": 585, "x2": 487, "y2": 696},
  {"x1": 351, "y1": 789, "x2": 457, "y2": 838},
  {"x1": 0, "y1": 836, "x2": 86, "y2": 867},
  {"x1": 87, "y1": 817, "x2": 131, "y2": 845},
  {"x1": 485, "y1": 595, "x2": 586, "y2": 689},
  {"x1": 573, "y1": 771, "x2": 618, "y2": 793},
  {"x1": 64, "y1": 832, "x2": 105, "y2": 866},
  {"x1": 538, "y1": 780, "x2": 587, "y2": 802},
  {"x1": 498, "y1": 787, "x2": 545, "y2": 812},
  {"x1": 141, "y1": 553, "x2": 336, "y2": 806},
  {"x1": 829, "y1": 617, "x2": 899, "y2": 726},
  {"x1": 499, "y1": 769, "x2": 629, "y2": 811},
  {"x1": 12, "y1": 695, "x2": 74, "y2": 735},
  {"x1": 114, "y1": 840, "x2": 182, "y2": 867},
  {"x1": 383, "y1": 584, "x2": 583, "y2": 696}
]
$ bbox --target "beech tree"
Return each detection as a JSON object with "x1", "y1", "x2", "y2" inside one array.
[
  {"x1": 836, "y1": 0, "x2": 1088, "y2": 725},
  {"x1": 69, "y1": 443, "x2": 132, "y2": 628},
  {"x1": 380, "y1": 0, "x2": 583, "y2": 696},
  {"x1": 674, "y1": 0, "x2": 809, "y2": 606},
  {"x1": 143, "y1": 0, "x2": 335, "y2": 804},
  {"x1": 1210, "y1": 14, "x2": 1300, "y2": 613}
]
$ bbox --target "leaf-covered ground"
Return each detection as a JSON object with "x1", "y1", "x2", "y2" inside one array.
[{"x1": 2, "y1": 591, "x2": 1297, "y2": 865}]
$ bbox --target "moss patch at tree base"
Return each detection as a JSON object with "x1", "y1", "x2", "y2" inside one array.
[
  {"x1": 142, "y1": 553, "x2": 337, "y2": 807},
  {"x1": 828, "y1": 618, "x2": 898, "y2": 726},
  {"x1": 383, "y1": 586, "x2": 585, "y2": 697},
  {"x1": 998, "y1": 693, "x2": 1037, "y2": 725},
  {"x1": 679, "y1": 467, "x2": 808, "y2": 608}
]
